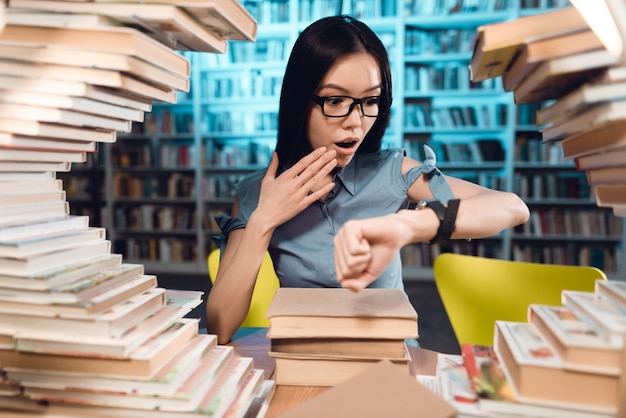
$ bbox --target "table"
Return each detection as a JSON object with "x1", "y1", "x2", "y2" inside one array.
[{"x1": 229, "y1": 327, "x2": 439, "y2": 418}]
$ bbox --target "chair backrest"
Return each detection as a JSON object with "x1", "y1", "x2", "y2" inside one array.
[
  {"x1": 433, "y1": 253, "x2": 607, "y2": 347},
  {"x1": 207, "y1": 249, "x2": 280, "y2": 328}
]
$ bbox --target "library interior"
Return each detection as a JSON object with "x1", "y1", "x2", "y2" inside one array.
[{"x1": 1, "y1": 0, "x2": 626, "y2": 416}]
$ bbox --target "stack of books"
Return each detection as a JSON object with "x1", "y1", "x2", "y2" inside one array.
[
  {"x1": 266, "y1": 288, "x2": 418, "y2": 386},
  {"x1": 424, "y1": 279, "x2": 626, "y2": 417},
  {"x1": 0, "y1": 3, "x2": 275, "y2": 417},
  {"x1": 469, "y1": 2, "x2": 626, "y2": 218}
]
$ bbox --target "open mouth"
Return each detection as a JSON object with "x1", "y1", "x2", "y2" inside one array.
[{"x1": 336, "y1": 141, "x2": 357, "y2": 149}]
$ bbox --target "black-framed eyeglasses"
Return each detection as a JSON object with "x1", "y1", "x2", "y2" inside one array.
[{"x1": 311, "y1": 95, "x2": 380, "y2": 117}]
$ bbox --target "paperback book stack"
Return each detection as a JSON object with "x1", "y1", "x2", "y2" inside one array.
[
  {"x1": 422, "y1": 279, "x2": 626, "y2": 417},
  {"x1": 0, "y1": 2, "x2": 275, "y2": 417},
  {"x1": 266, "y1": 288, "x2": 418, "y2": 386},
  {"x1": 469, "y1": 1, "x2": 626, "y2": 218}
]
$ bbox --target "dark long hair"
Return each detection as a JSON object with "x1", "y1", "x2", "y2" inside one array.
[{"x1": 275, "y1": 15, "x2": 393, "y2": 168}]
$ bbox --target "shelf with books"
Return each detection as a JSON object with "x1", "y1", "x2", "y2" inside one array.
[{"x1": 54, "y1": 0, "x2": 624, "y2": 280}]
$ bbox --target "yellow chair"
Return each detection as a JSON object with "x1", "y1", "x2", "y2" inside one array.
[
  {"x1": 207, "y1": 249, "x2": 280, "y2": 328},
  {"x1": 433, "y1": 253, "x2": 607, "y2": 347}
]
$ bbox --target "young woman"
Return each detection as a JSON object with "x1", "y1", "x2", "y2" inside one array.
[{"x1": 206, "y1": 15, "x2": 529, "y2": 343}]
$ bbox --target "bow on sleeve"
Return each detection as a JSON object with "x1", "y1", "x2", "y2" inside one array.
[{"x1": 422, "y1": 144, "x2": 455, "y2": 204}]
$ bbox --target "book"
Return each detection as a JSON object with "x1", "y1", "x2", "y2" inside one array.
[
  {"x1": 0, "y1": 118, "x2": 116, "y2": 143},
  {"x1": 527, "y1": 304, "x2": 623, "y2": 373},
  {"x1": 575, "y1": 145, "x2": 626, "y2": 171},
  {"x1": 0, "y1": 317, "x2": 198, "y2": 378},
  {"x1": 0, "y1": 160, "x2": 71, "y2": 172},
  {"x1": 502, "y1": 29, "x2": 604, "y2": 93},
  {"x1": 536, "y1": 79, "x2": 626, "y2": 126},
  {"x1": 0, "y1": 262, "x2": 143, "y2": 304},
  {"x1": 0, "y1": 146, "x2": 86, "y2": 163},
  {"x1": 0, "y1": 238, "x2": 111, "y2": 276},
  {"x1": 0, "y1": 43, "x2": 187, "y2": 93},
  {"x1": 512, "y1": 48, "x2": 619, "y2": 105},
  {"x1": 5, "y1": 333, "x2": 219, "y2": 397},
  {"x1": 0, "y1": 23, "x2": 190, "y2": 77},
  {"x1": 585, "y1": 166, "x2": 626, "y2": 186},
  {"x1": 219, "y1": 368, "x2": 265, "y2": 418},
  {"x1": 494, "y1": 320, "x2": 619, "y2": 413},
  {"x1": 541, "y1": 100, "x2": 626, "y2": 143},
  {"x1": 266, "y1": 288, "x2": 418, "y2": 339},
  {"x1": 0, "y1": 226, "x2": 105, "y2": 257},
  {"x1": 0, "y1": 102, "x2": 132, "y2": 132},
  {"x1": 557, "y1": 119, "x2": 626, "y2": 159},
  {"x1": 0, "y1": 132, "x2": 96, "y2": 152},
  {"x1": 0, "y1": 74, "x2": 157, "y2": 110},
  {"x1": 561, "y1": 290, "x2": 626, "y2": 346},
  {"x1": 0, "y1": 177, "x2": 60, "y2": 193},
  {"x1": 0, "y1": 88, "x2": 145, "y2": 122},
  {"x1": 0, "y1": 200, "x2": 69, "y2": 228},
  {"x1": 92, "y1": 0, "x2": 257, "y2": 42},
  {"x1": 594, "y1": 184, "x2": 626, "y2": 207},
  {"x1": 0, "y1": 286, "x2": 165, "y2": 338},
  {"x1": 270, "y1": 337, "x2": 407, "y2": 359},
  {"x1": 0, "y1": 253, "x2": 123, "y2": 291},
  {"x1": 469, "y1": 6, "x2": 589, "y2": 82},
  {"x1": 20, "y1": 343, "x2": 243, "y2": 412},
  {"x1": 595, "y1": 279, "x2": 626, "y2": 310},
  {"x1": 436, "y1": 350, "x2": 613, "y2": 418},
  {"x1": 11, "y1": 0, "x2": 228, "y2": 53},
  {"x1": 0, "y1": 189, "x2": 65, "y2": 207},
  {"x1": 13, "y1": 290, "x2": 203, "y2": 357},
  {"x1": 279, "y1": 359, "x2": 456, "y2": 418},
  {"x1": 269, "y1": 348, "x2": 411, "y2": 387},
  {"x1": 0, "y1": 273, "x2": 156, "y2": 317},
  {"x1": 0, "y1": 215, "x2": 89, "y2": 241}
]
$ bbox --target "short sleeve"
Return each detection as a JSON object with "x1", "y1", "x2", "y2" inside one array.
[{"x1": 403, "y1": 145, "x2": 455, "y2": 204}]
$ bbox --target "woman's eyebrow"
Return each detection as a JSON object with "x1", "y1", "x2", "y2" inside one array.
[{"x1": 317, "y1": 83, "x2": 382, "y2": 93}]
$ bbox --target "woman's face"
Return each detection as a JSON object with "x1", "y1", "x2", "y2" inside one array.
[{"x1": 307, "y1": 53, "x2": 382, "y2": 168}]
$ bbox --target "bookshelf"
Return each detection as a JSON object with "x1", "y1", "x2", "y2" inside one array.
[{"x1": 65, "y1": 0, "x2": 624, "y2": 279}]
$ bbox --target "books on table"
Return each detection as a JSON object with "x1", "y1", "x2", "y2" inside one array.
[{"x1": 267, "y1": 288, "x2": 418, "y2": 386}]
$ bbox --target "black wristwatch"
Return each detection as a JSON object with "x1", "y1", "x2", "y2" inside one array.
[{"x1": 413, "y1": 199, "x2": 460, "y2": 245}]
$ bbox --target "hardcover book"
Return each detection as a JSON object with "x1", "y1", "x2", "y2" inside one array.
[
  {"x1": 527, "y1": 303, "x2": 623, "y2": 373},
  {"x1": 266, "y1": 288, "x2": 418, "y2": 339},
  {"x1": 493, "y1": 320, "x2": 619, "y2": 413}
]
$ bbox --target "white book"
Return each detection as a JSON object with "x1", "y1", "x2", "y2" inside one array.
[
  {"x1": 0, "y1": 215, "x2": 89, "y2": 241},
  {"x1": 0, "y1": 227, "x2": 105, "y2": 258},
  {"x1": 0, "y1": 146, "x2": 87, "y2": 163},
  {"x1": 7, "y1": 333, "x2": 219, "y2": 397},
  {"x1": 594, "y1": 279, "x2": 626, "y2": 310},
  {"x1": 0, "y1": 287, "x2": 166, "y2": 338},
  {"x1": 562, "y1": 290, "x2": 626, "y2": 346},
  {"x1": 0, "y1": 239, "x2": 111, "y2": 277},
  {"x1": 0, "y1": 201, "x2": 69, "y2": 228}
]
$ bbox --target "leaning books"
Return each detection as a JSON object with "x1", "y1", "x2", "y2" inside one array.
[{"x1": 493, "y1": 320, "x2": 619, "y2": 414}]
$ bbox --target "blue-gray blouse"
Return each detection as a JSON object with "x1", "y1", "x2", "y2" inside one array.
[{"x1": 214, "y1": 147, "x2": 453, "y2": 290}]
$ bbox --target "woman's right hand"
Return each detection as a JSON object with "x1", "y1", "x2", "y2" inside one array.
[{"x1": 254, "y1": 147, "x2": 337, "y2": 228}]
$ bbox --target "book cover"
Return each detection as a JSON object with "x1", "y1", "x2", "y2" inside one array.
[
  {"x1": 595, "y1": 279, "x2": 626, "y2": 310},
  {"x1": 561, "y1": 290, "x2": 626, "y2": 345},
  {"x1": 270, "y1": 337, "x2": 407, "y2": 359},
  {"x1": 279, "y1": 359, "x2": 456, "y2": 418},
  {"x1": 0, "y1": 226, "x2": 105, "y2": 258},
  {"x1": 0, "y1": 133, "x2": 96, "y2": 153},
  {"x1": 0, "y1": 317, "x2": 198, "y2": 378},
  {"x1": 0, "y1": 215, "x2": 89, "y2": 241},
  {"x1": 266, "y1": 288, "x2": 418, "y2": 339},
  {"x1": 269, "y1": 347, "x2": 410, "y2": 386},
  {"x1": 575, "y1": 146, "x2": 626, "y2": 171},
  {"x1": 11, "y1": 0, "x2": 228, "y2": 53},
  {"x1": 502, "y1": 29, "x2": 604, "y2": 93},
  {"x1": 594, "y1": 184, "x2": 626, "y2": 207},
  {"x1": 469, "y1": 7, "x2": 589, "y2": 82},
  {"x1": 0, "y1": 253, "x2": 123, "y2": 291},
  {"x1": 6, "y1": 332, "x2": 218, "y2": 397},
  {"x1": 556, "y1": 119, "x2": 626, "y2": 159},
  {"x1": 0, "y1": 287, "x2": 165, "y2": 339},
  {"x1": 0, "y1": 23, "x2": 190, "y2": 77},
  {"x1": 585, "y1": 165, "x2": 626, "y2": 186},
  {"x1": 527, "y1": 303, "x2": 622, "y2": 373},
  {"x1": 0, "y1": 239, "x2": 111, "y2": 277},
  {"x1": 0, "y1": 117, "x2": 117, "y2": 143},
  {"x1": 512, "y1": 48, "x2": 618, "y2": 105},
  {"x1": 494, "y1": 320, "x2": 619, "y2": 412}
]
